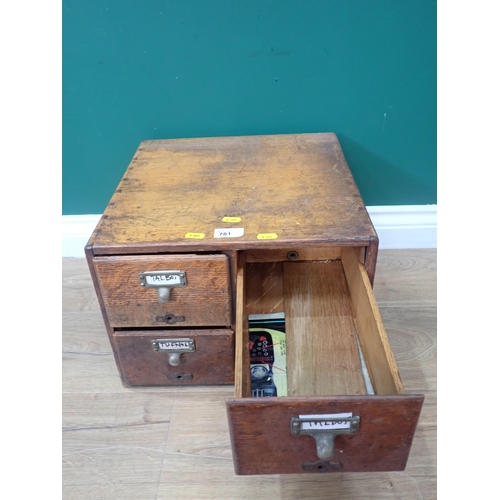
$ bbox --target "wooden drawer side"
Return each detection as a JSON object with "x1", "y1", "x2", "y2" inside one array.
[
  {"x1": 234, "y1": 251, "x2": 250, "y2": 398},
  {"x1": 341, "y1": 247, "x2": 405, "y2": 395}
]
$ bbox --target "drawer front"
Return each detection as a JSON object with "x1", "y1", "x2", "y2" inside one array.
[
  {"x1": 226, "y1": 395, "x2": 423, "y2": 475},
  {"x1": 93, "y1": 254, "x2": 231, "y2": 328},
  {"x1": 113, "y1": 329, "x2": 234, "y2": 386}
]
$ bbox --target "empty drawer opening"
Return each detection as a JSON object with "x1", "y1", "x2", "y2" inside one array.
[{"x1": 234, "y1": 247, "x2": 405, "y2": 399}]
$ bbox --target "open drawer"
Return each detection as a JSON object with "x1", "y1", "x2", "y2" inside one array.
[{"x1": 226, "y1": 247, "x2": 423, "y2": 475}]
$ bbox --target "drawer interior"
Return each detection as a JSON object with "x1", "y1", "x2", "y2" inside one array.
[{"x1": 234, "y1": 246, "x2": 404, "y2": 399}]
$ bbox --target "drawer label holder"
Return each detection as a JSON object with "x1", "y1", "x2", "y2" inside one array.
[
  {"x1": 151, "y1": 338, "x2": 196, "y2": 367},
  {"x1": 138, "y1": 270, "x2": 187, "y2": 303},
  {"x1": 290, "y1": 413, "x2": 360, "y2": 461}
]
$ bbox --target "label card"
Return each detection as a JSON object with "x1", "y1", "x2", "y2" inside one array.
[
  {"x1": 298, "y1": 412, "x2": 353, "y2": 430},
  {"x1": 214, "y1": 228, "x2": 244, "y2": 238},
  {"x1": 158, "y1": 340, "x2": 191, "y2": 351},
  {"x1": 145, "y1": 274, "x2": 182, "y2": 285}
]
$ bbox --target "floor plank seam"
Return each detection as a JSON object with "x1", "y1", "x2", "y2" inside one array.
[
  {"x1": 62, "y1": 351, "x2": 113, "y2": 356},
  {"x1": 391, "y1": 472, "x2": 424, "y2": 500},
  {"x1": 163, "y1": 450, "x2": 233, "y2": 461},
  {"x1": 63, "y1": 420, "x2": 171, "y2": 432},
  {"x1": 156, "y1": 392, "x2": 177, "y2": 500},
  {"x1": 62, "y1": 445, "x2": 167, "y2": 457}
]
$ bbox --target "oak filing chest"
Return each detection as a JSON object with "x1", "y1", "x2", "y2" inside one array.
[{"x1": 86, "y1": 133, "x2": 423, "y2": 475}]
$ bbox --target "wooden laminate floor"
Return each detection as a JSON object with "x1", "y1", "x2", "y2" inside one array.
[{"x1": 62, "y1": 250, "x2": 437, "y2": 499}]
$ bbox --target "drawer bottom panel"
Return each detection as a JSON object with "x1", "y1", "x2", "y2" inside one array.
[{"x1": 112, "y1": 329, "x2": 234, "y2": 386}]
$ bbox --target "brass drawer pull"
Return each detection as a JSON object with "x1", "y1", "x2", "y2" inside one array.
[
  {"x1": 138, "y1": 270, "x2": 187, "y2": 303},
  {"x1": 291, "y1": 414, "x2": 360, "y2": 461},
  {"x1": 151, "y1": 338, "x2": 195, "y2": 366}
]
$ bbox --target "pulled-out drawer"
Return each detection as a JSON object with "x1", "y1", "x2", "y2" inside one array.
[
  {"x1": 226, "y1": 247, "x2": 423, "y2": 475},
  {"x1": 93, "y1": 254, "x2": 231, "y2": 328},
  {"x1": 113, "y1": 329, "x2": 234, "y2": 386}
]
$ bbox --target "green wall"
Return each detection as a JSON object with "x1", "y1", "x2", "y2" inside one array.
[{"x1": 63, "y1": 0, "x2": 436, "y2": 215}]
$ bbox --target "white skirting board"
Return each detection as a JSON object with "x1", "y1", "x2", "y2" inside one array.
[{"x1": 62, "y1": 205, "x2": 437, "y2": 258}]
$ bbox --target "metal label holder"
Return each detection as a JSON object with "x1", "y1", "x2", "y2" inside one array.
[
  {"x1": 138, "y1": 270, "x2": 187, "y2": 303},
  {"x1": 151, "y1": 338, "x2": 195, "y2": 366},
  {"x1": 290, "y1": 415, "x2": 360, "y2": 461}
]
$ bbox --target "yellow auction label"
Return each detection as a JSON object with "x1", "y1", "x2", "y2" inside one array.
[
  {"x1": 185, "y1": 232, "x2": 205, "y2": 239},
  {"x1": 222, "y1": 216, "x2": 241, "y2": 223},
  {"x1": 257, "y1": 233, "x2": 278, "y2": 240}
]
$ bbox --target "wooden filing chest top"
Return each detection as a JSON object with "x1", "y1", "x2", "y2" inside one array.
[{"x1": 87, "y1": 133, "x2": 377, "y2": 256}]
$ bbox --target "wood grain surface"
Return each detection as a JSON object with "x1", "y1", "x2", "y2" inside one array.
[
  {"x1": 283, "y1": 261, "x2": 366, "y2": 396},
  {"x1": 63, "y1": 249, "x2": 436, "y2": 499},
  {"x1": 88, "y1": 134, "x2": 377, "y2": 256},
  {"x1": 226, "y1": 395, "x2": 424, "y2": 475},
  {"x1": 246, "y1": 246, "x2": 343, "y2": 263},
  {"x1": 246, "y1": 261, "x2": 284, "y2": 315},
  {"x1": 93, "y1": 254, "x2": 231, "y2": 328},
  {"x1": 342, "y1": 247, "x2": 405, "y2": 395},
  {"x1": 113, "y1": 329, "x2": 234, "y2": 386}
]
